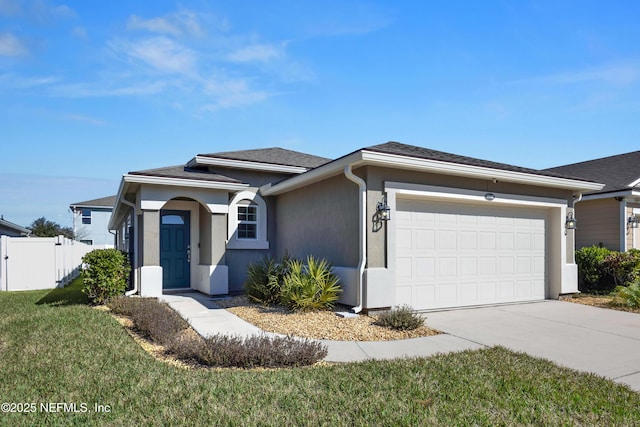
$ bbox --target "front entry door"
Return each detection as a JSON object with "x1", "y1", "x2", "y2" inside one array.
[{"x1": 160, "y1": 210, "x2": 191, "y2": 289}]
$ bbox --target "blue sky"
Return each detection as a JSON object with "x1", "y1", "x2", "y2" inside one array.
[{"x1": 2, "y1": 0, "x2": 640, "y2": 228}]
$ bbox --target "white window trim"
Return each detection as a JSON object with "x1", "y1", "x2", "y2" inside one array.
[{"x1": 227, "y1": 191, "x2": 269, "y2": 250}]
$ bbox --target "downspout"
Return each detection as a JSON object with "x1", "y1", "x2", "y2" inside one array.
[
  {"x1": 120, "y1": 197, "x2": 139, "y2": 296},
  {"x1": 344, "y1": 165, "x2": 366, "y2": 314}
]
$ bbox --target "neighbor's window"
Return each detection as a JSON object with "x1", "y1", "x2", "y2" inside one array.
[
  {"x1": 237, "y1": 201, "x2": 257, "y2": 239},
  {"x1": 81, "y1": 209, "x2": 91, "y2": 225}
]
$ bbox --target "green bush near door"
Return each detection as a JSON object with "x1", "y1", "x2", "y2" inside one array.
[{"x1": 81, "y1": 248, "x2": 130, "y2": 304}]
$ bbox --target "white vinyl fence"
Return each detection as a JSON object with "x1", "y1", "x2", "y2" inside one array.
[{"x1": 0, "y1": 235, "x2": 93, "y2": 291}]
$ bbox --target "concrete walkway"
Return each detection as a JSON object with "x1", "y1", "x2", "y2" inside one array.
[{"x1": 161, "y1": 292, "x2": 640, "y2": 392}]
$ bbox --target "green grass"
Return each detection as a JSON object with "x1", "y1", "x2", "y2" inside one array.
[{"x1": 1, "y1": 279, "x2": 639, "y2": 426}]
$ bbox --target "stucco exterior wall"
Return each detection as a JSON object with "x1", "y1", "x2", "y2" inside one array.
[
  {"x1": 575, "y1": 198, "x2": 621, "y2": 250},
  {"x1": 213, "y1": 168, "x2": 292, "y2": 187},
  {"x1": 274, "y1": 173, "x2": 359, "y2": 267},
  {"x1": 225, "y1": 249, "x2": 269, "y2": 293}
]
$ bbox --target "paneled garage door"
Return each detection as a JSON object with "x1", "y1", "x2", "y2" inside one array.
[{"x1": 395, "y1": 198, "x2": 547, "y2": 310}]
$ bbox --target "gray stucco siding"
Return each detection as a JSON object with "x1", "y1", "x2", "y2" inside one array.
[
  {"x1": 226, "y1": 249, "x2": 270, "y2": 293},
  {"x1": 274, "y1": 173, "x2": 359, "y2": 267}
]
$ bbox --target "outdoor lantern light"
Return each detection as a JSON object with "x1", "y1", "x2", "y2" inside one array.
[
  {"x1": 484, "y1": 192, "x2": 496, "y2": 201},
  {"x1": 565, "y1": 212, "x2": 577, "y2": 230},
  {"x1": 377, "y1": 199, "x2": 391, "y2": 221},
  {"x1": 628, "y1": 215, "x2": 639, "y2": 229}
]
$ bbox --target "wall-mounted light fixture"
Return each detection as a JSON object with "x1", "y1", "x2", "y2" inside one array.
[
  {"x1": 628, "y1": 215, "x2": 639, "y2": 230},
  {"x1": 376, "y1": 198, "x2": 391, "y2": 221},
  {"x1": 565, "y1": 212, "x2": 577, "y2": 231},
  {"x1": 484, "y1": 193, "x2": 495, "y2": 201}
]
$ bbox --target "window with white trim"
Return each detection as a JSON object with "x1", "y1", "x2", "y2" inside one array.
[
  {"x1": 227, "y1": 191, "x2": 269, "y2": 250},
  {"x1": 237, "y1": 201, "x2": 258, "y2": 239},
  {"x1": 81, "y1": 208, "x2": 91, "y2": 224}
]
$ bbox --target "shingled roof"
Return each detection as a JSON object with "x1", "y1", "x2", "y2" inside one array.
[
  {"x1": 197, "y1": 147, "x2": 330, "y2": 169},
  {"x1": 128, "y1": 165, "x2": 244, "y2": 184},
  {"x1": 364, "y1": 141, "x2": 592, "y2": 181},
  {"x1": 544, "y1": 150, "x2": 640, "y2": 194},
  {"x1": 70, "y1": 195, "x2": 117, "y2": 208}
]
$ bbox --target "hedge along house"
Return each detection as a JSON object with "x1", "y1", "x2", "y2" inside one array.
[{"x1": 109, "y1": 142, "x2": 603, "y2": 311}]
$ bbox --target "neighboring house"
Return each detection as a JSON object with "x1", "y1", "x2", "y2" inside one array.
[
  {"x1": 546, "y1": 151, "x2": 640, "y2": 252},
  {"x1": 109, "y1": 143, "x2": 602, "y2": 311},
  {"x1": 0, "y1": 216, "x2": 31, "y2": 237},
  {"x1": 69, "y1": 196, "x2": 116, "y2": 248}
]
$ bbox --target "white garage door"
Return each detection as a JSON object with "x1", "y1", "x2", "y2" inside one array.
[{"x1": 395, "y1": 198, "x2": 547, "y2": 310}]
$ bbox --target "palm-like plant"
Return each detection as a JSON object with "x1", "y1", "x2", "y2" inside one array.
[
  {"x1": 613, "y1": 281, "x2": 640, "y2": 309},
  {"x1": 280, "y1": 256, "x2": 342, "y2": 311}
]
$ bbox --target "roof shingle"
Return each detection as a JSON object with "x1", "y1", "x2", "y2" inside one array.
[
  {"x1": 544, "y1": 151, "x2": 640, "y2": 193},
  {"x1": 364, "y1": 142, "x2": 593, "y2": 181},
  {"x1": 129, "y1": 165, "x2": 244, "y2": 184},
  {"x1": 199, "y1": 147, "x2": 330, "y2": 169}
]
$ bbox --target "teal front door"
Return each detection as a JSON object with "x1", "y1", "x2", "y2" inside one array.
[{"x1": 160, "y1": 210, "x2": 191, "y2": 289}]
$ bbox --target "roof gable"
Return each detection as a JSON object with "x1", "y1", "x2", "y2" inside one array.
[{"x1": 544, "y1": 150, "x2": 640, "y2": 194}]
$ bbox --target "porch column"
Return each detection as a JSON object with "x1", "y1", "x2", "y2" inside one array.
[
  {"x1": 140, "y1": 210, "x2": 162, "y2": 297},
  {"x1": 194, "y1": 211, "x2": 228, "y2": 295}
]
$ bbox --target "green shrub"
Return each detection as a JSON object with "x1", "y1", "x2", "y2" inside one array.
[
  {"x1": 167, "y1": 333, "x2": 327, "y2": 368},
  {"x1": 279, "y1": 256, "x2": 342, "y2": 311},
  {"x1": 601, "y1": 251, "x2": 640, "y2": 287},
  {"x1": 245, "y1": 256, "x2": 291, "y2": 305},
  {"x1": 82, "y1": 249, "x2": 130, "y2": 304},
  {"x1": 575, "y1": 246, "x2": 613, "y2": 292},
  {"x1": 375, "y1": 305, "x2": 424, "y2": 331},
  {"x1": 613, "y1": 281, "x2": 640, "y2": 309}
]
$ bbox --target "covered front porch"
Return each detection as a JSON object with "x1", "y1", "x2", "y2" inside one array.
[{"x1": 110, "y1": 177, "x2": 249, "y2": 298}]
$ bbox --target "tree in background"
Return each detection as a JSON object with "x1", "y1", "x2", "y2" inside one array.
[{"x1": 29, "y1": 217, "x2": 74, "y2": 239}]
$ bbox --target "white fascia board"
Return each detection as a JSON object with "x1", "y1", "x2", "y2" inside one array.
[
  {"x1": 188, "y1": 155, "x2": 308, "y2": 174},
  {"x1": 108, "y1": 178, "x2": 129, "y2": 230},
  {"x1": 627, "y1": 177, "x2": 640, "y2": 187},
  {"x1": 261, "y1": 152, "x2": 364, "y2": 196},
  {"x1": 123, "y1": 174, "x2": 249, "y2": 191},
  {"x1": 361, "y1": 151, "x2": 604, "y2": 192},
  {"x1": 581, "y1": 189, "x2": 640, "y2": 202}
]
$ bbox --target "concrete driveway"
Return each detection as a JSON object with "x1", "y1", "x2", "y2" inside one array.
[{"x1": 425, "y1": 300, "x2": 640, "y2": 391}]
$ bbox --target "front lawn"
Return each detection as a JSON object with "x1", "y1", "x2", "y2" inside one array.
[{"x1": 1, "y1": 280, "x2": 639, "y2": 426}]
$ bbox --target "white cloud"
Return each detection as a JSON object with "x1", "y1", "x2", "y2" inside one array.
[
  {"x1": 514, "y1": 62, "x2": 640, "y2": 87},
  {"x1": 117, "y1": 36, "x2": 197, "y2": 75},
  {"x1": 127, "y1": 10, "x2": 205, "y2": 38},
  {"x1": 72, "y1": 26, "x2": 87, "y2": 40},
  {"x1": 62, "y1": 113, "x2": 106, "y2": 126},
  {"x1": 0, "y1": 32, "x2": 27, "y2": 56},
  {"x1": 0, "y1": 74, "x2": 57, "y2": 89},
  {"x1": 201, "y1": 76, "x2": 270, "y2": 109},
  {"x1": 227, "y1": 43, "x2": 284, "y2": 63},
  {"x1": 47, "y1": 80, "x2": 167, "y2": 98}
]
